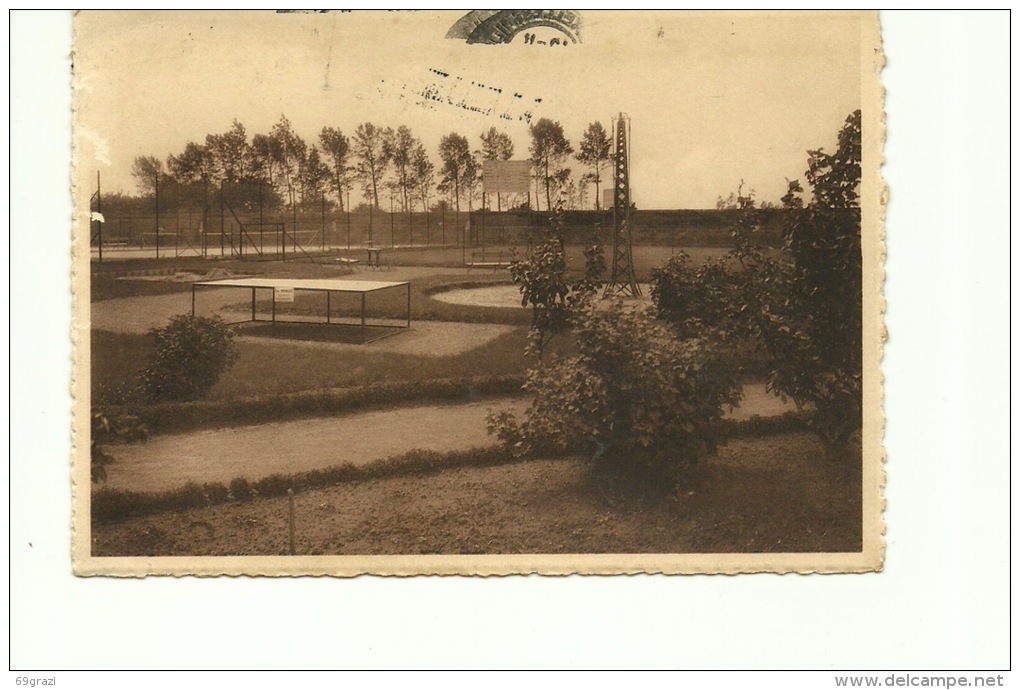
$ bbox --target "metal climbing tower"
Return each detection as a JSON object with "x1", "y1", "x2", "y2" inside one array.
[{"x1": 603, "y1": 113, "x2": 641, "y2": 298}]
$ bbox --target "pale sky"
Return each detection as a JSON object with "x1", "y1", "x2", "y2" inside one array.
[{"x1": 74, "y1": 10, "x2": 865, "y2": 209}]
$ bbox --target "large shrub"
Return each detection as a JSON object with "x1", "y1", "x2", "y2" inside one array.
[
  {"x1": 650, "y1": 251, "x2": 739, "y2": 341},
  {"x1": 488, "y1": 301, "x2": 741, "y2": 478},
  {"x1": 142, "y1": 315, "x2": 239, "y2": 402},
  {"x1": 509, "y1": 203, "x2": 605, "y2": 358},
  {"x1": 509, "y1": 234, "x2": 571, "y2": 357},
  {"x1": 768, "y1": 111, "x2": 862, "y2": 447},
  {"x1": 651, "y1": 110, "x2": 863, "y2": 448}
]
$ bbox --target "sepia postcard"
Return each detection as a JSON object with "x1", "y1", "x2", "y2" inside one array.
[{"x1": 72, "y1": 10, "x2": 885, "y2": 576}]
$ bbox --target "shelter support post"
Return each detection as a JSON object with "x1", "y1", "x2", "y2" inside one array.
[
  {"x1": 361, "y1": 293, "x2": 366, "y2": 343},
  {"x1": 327, "y1": 291, "x2": 331, "y2": 324},
  {"x1": 191, "y1": 285, "x2": 196, "y2": 316},
  {"x1": 407, "y1": 283, "x2": 411, "y2": 328},
  {"x1": 251, "y1": 287, "x2": 256, "y2": 322}
]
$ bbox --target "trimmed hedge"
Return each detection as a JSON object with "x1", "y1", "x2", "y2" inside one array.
[
  {"x1": 105, "y1": 374, "x2": 527, "y2": 435},
  {"x1": 92, "y1": 445, "x2": 513, "y2": 525},
  {"x1": 90, "y1": 411, "x2": 811, "y2": 525},
  {"x1": 712, "y1": 411, "x2": 807, "y2": 438}
]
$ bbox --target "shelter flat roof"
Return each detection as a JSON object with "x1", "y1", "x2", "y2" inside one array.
[{"x1": 193, "y1": 278, "x2": 409, "y2": 293}]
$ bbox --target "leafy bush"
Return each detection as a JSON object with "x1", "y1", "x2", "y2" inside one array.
[
  {"x1": 229, "y1": 477, "x2": 256, "y2": 502},
  {"x1": 252, "y1": 474, "x2": 292, "y2": 499},
  {"x1": 650, "y1": 251, "x2": 739, "y2": 340},
  {"x1": 767, "y1": 111, "x2": 862, "y2": 447},
  {"x1": 488, "y1": 301, "x2": 741, "y2": 479},
  {"x1": 651, "y1": 110, "x2": 863, "y2": 448},
  {"x1": 142, "y1": 315, "x2": 239, "y2": 402},
  {"x1": 92, "y1": 481, "x2": 229, "y2": 523},
  {"x1": 509, "y1": 234, "x2": 572, "y2": 356},
  {"x1": 509, "y1": 230, "x2": 605, "y2": 357}
]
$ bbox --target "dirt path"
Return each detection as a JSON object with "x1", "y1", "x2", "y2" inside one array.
[{"x1": 102, "y1": 385, "x2": 794, "y2": 493}]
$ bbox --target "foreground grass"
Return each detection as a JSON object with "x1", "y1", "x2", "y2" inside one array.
[{"x1": 91, "y1": 432, "x2": 861, "y2": 556}]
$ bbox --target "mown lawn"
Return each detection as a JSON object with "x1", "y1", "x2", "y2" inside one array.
[
  {"x1": 92, "y1": 325, "x2": 547, "y2": 404},
  {"x1": 90, "y1": 267, "x2": 555, "y2": 405},
  {"x1": 210, "y1": 327, "x2": 534, "y2": 398}
]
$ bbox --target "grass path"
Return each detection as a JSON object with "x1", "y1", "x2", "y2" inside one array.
[
  {"x1": 102, "y1": 385, "x2": 794, "y2": 493},
  {"x1": 104, "y1": 398, "x2": 529, "y2": 492}
]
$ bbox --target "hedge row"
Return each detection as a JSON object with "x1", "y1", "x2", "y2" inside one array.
[
  {"x1": 92, "y1": 445, "x2": 513, "y2": 525},
  {"x1": 104, "y1": 374, "x2": 528, "y2": 435},
  {"x1": 712, "y1": 411, "x2": 807, "y2": 438},
  {"x1": 91, "y1": 411, "x2": 811, "y2": 525}
]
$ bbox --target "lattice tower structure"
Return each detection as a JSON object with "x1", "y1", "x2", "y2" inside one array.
[{"x1": 604, "y1": 113, "x2": 641, "y2": 298}]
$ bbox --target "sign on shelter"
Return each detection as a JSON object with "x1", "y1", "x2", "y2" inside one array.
[{"x1": 274, "y1": 286, "x2": 295, "y2": 303}]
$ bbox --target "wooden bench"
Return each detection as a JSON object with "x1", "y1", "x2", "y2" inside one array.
[{"x1": 465, "y1": 250, "x2": 512, "y2": 273}]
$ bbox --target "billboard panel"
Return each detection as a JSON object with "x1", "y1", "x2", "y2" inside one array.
[{"x1": 483, "y1": 160, "x2": 532, "y2": 194}]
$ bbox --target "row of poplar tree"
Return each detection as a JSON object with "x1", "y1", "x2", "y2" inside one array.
[{"x1": 130, "y1": 116, "x2": 617, "y2": 215}]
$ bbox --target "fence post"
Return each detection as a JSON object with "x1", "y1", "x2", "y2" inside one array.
[
  {"x1": 219, "y1": 196, "x2": 225, "y2": 257},
  {"x1": 287, "y1": 488, "x2": 296, "y2": 556},
  {"x1": 94, "y1": 171, "x2": 103, "y2": 263},
  {"x1": 155, "y1": 171, "x2": 161, "y2": 259}
]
